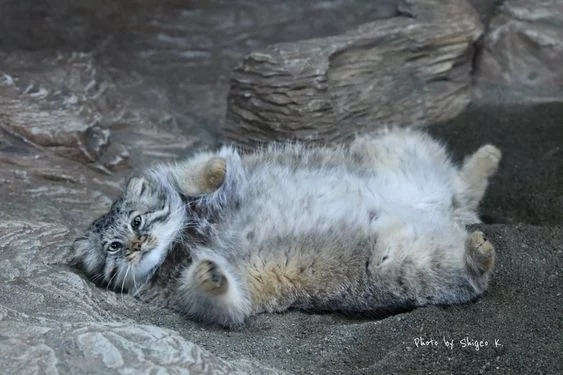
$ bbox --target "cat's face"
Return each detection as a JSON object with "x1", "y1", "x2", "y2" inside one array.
[{"x1": 73, "y1": 172, "x2": 185, "y2": 293}]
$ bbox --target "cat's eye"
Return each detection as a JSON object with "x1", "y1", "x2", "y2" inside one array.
[
  {"x1": 108, "y1": 241, "x2": 123, "y2": 253},
  {"x1": 131, "y1": 215, "x2": 143, "y2": 230}
]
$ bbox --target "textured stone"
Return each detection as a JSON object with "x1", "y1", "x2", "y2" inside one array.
[
  {"x1": 476, "y1": 0, "x2": 563, "y2": 94},
  {"x1": 223, "y1": 0, "x2": 483, "y2": 148},
  {"x1": 0, "y1": 52, "x2": 130, "y2": 173},
  {"x1": 0, "y1": 321, "x2": 281, "y2": 374},
  {"x1": 0, "y1": 98, "x2": 129, "y2": 173}
]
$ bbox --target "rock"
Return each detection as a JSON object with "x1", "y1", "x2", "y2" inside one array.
[
  {"x1": 223, "y1": 0, "x2": 483, "y2": 148},
  {"x1": 0, "y1": 98, "x2": 129, "y2": 173},
  {"x1": 0, "y1": 320, "x2": 282, "y2": 374},
  {"x1": 0, "y1": 52, "x2": 130, "y2": 173},
  {"x1": 466, "y1": 0, "x2": 503, "y2": 24},
  {"x1": 476, "y1": 0, "x2": 563, "y2": 95}
]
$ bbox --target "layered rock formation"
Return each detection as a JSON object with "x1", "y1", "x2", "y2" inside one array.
[
  {"x1": 476, "y1": 0, "x2": 563, "y2": 97},
  {"x1": 224, "y1": 0, "x2": 483, "y2": 147}
]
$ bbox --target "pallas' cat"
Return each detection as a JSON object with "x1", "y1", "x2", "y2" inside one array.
[{"x1": 73, "y1": 129, "x2": 501, "y2": 326}]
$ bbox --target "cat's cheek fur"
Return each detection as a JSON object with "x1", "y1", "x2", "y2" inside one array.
[
  {"x1": 134, "y1": 241, "x2": 167, "y2": 283},
  {"x1": 134, "y1": 214, "x2": 184, "y2": 282},
  {"x1": 132, "y1": 173, "x2": 186, "y2": 285},
  {"x1": 176, "y1": 250, "x2": 252, "y2": 327},
  {"x1": 73, "y1": 237, "x2": 104, "y2": 279}
]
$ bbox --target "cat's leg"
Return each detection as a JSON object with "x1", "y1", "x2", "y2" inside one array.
[
  {"x1": 168, "y1": 147, "x2": 246, "y2": 214},
  {"x1": 369, "y1": 220, "x2": 495, "y2": 310},
  {"x1": 464, "y1": 230, "x2": 495, "y2": 291},
  {"x1": 195, "y1": 259, "x2": 229, "y2": 294},
  {"x1": 176, "y1": 248, "x2": 252, "y2": 326},
  {"x1": 169, "y1": 154, "x2": 227, "y2": 196},
  {"x1": 349, "y1": 134, "x2": 392, "y2": 169},
  {"x1": 417, "y1": 229, "x2": 495, "y2": 305},
  {"x1": 457, "y1": 145, "x2": 502, "y2": 210},
  {"x1": 350, "y1": 129, "x2": 451, "y2": 171}
]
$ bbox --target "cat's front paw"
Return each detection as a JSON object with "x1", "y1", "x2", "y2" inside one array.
[
  {"x1": 201, "y1": 156, "x2": 227, "y2": 193},
  {"x1": 195, "y1": 260, "x2": 228, "y2": 295}
]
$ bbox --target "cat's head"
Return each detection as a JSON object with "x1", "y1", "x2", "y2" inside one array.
[{"x1": 73, "y1": 171, "x2": 185, "y2": 293}]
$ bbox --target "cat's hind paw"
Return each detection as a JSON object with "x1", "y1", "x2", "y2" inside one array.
[
  {"x1": 195, "y1": 260, "x2": 228, "y2": 295},
  {"x1": 465, "y1": 231, "x2": 495, "y2": 276},
  {"x1": 467, "y1": 144, "x2": 502, "y2": 179}
]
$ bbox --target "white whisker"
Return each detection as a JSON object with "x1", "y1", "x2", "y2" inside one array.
[
  {"x1": 106, "y1": 268, "x2": 119, "y2": 292},
  {"x1": 91, "y1": 272, "x2": 105, "y2": 283},
  {"x1": 120, "y1": 265, "x2": 131, "y2": 303},
  {"x1": 132, "y1": 268, "x2": 139, "y2": 295},
  {"x1": 132, "y1": 275, "x2": 151, "y2": 297}
]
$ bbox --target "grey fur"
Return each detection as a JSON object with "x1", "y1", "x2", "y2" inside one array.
[{"x1": 73, "y1": 128, "x2": 501, "y2": 327}]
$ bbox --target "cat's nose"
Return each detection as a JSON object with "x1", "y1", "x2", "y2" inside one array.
[{"x1": 130, "y1": 235, "x2": 147, "y2": 251}]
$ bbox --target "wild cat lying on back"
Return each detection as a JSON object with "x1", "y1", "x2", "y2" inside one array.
[{"x1": 73, "y1": 128, "x2": 501, "y2": 327}]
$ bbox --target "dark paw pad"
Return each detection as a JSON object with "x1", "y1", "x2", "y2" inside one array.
[
  {"x1": 202, "y1": 157, "x2": 226, "y2": 192},
  {"x1": 466, "y1": 231, "x2": 495, "y2": 274},
  {"x1": 195, "y1": 260, "x2": 228, "y2": 295}
]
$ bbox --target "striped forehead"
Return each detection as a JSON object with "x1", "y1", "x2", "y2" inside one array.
[
  {"x1": 103, "y1": 214, "x2": 132, "y2": 237},
  {"x1": 124, "y1": 176, "x2": 168, "y2": 208}
]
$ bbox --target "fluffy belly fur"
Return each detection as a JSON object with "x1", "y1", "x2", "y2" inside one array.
[{"x1": 74, "y1": 128, "x2": 502, "y2": 327}]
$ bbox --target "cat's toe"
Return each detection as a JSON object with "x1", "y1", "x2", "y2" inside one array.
[
  {"x1": 196, "y1": 260, "x2": 228, "y2": 295},
  {"x1": 466, "y1": 231, "x2": 495, "y2": 275},
  {"x1": 203, "y1": 157, "x2": 227, "y2": 192}
]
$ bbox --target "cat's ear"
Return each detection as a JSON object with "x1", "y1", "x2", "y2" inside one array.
[
  {"x1": 125, "y1": 176, "x2": 148, "y2": 197},
  {"x1": 72, "y1": 236, "x2": 91, "y2": 261}
]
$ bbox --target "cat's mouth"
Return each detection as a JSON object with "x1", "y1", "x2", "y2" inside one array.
[{"x1": 124, "y1": 235, "x2": 157, "y2": 263}]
